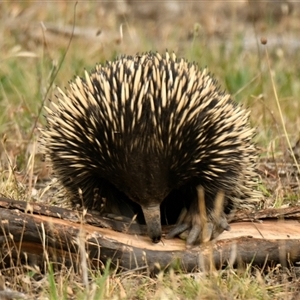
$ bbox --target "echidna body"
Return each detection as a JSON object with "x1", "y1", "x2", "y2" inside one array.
[{"x1": 43, "y1": 52, "x2": 259, "y2": 245}]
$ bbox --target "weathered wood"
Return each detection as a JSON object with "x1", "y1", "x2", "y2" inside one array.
[
  {"x1": 232, "y1": 206, "x2": 300, "y2": 222},
  {"x1": 0, "y1": 197, "x2": 300, "y2": 272}
]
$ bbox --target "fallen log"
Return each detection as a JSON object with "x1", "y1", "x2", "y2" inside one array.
[{"x1": 0, "y1": 196, "x2": 300, "y2": 272}]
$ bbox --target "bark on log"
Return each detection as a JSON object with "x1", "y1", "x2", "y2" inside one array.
[{"x1": 0, "y1": 197, "x2": 300, "y2": 273}]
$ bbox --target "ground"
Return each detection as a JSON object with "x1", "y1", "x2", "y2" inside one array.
[{"x1": 1, "y1": 1, "x2": 300, "y2": 299}]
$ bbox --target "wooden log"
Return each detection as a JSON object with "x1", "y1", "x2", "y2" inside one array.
[{"x1": 0, "y1": 197, "x2": 300, "y2": 272}]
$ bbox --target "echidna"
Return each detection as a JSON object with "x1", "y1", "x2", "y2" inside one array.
[{"x1": 43, "y1": 51, "x2": 259, "y2": 245}]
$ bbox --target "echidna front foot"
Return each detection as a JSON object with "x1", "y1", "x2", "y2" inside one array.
[
  {"x1": 166, "y1": 186, "x2": 231, "y2": 246},
  {"x1": 188, "y1": 213, "x2": 230, "y2": 246}
]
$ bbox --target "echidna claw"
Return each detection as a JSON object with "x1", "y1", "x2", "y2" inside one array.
[
  {"x1": 166, "y1": 223, "x2": 190, "y2": 240},
  {"x1": 186, "y1": 224, "x2": 201, "y2": 246},
  {"x1": 219, "y1": 218, "x2": 231, "y2": 232}
]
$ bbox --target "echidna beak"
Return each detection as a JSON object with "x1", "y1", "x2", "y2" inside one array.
[{"x1": 141, "y1": 204, "x2": 161, "y2": 243}]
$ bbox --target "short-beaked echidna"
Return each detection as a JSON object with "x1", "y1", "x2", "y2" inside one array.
[{"x1": 43, "y1": 51, "x2": 259, "y2": 245}]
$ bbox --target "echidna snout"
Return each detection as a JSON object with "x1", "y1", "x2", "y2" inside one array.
[{"x1": 141, "y1": 204, "x2": 162, "y2": 243}]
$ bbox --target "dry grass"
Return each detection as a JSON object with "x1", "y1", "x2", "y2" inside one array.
[{"x1": 1, "y1": 1, "x2": 300, "y2": 299}]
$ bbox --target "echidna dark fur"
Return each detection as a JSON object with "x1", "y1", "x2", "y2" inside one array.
[{"x1": 43, "y1": 51, "x2": 260, "y2": 245}]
